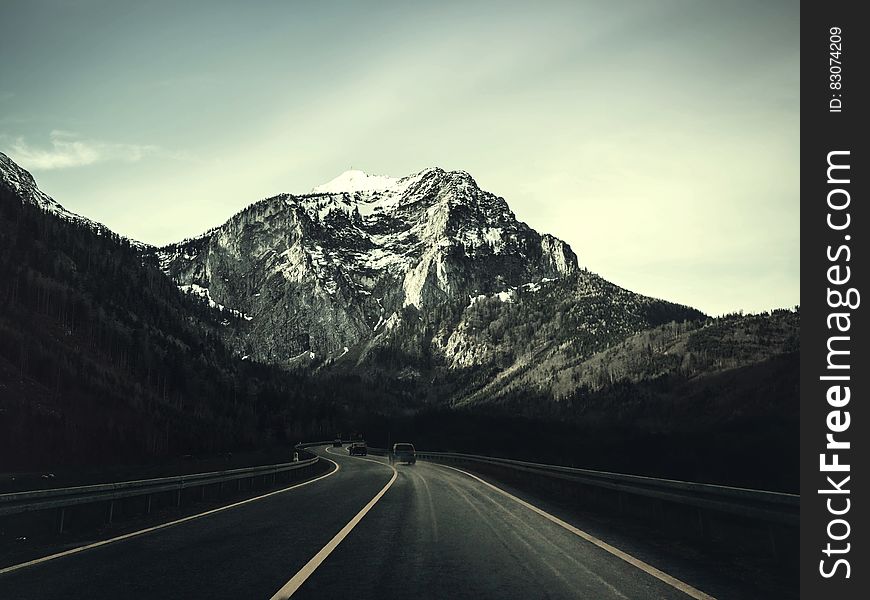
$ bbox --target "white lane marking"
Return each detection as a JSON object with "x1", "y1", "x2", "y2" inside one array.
[
  {"x1": 0, "y1": 456, "x2": 340, "y2": 576},
  {"x1": 270, "y1": 456, "x2": 397, "y2": 599},
  {"x1": 450, "y1": 473, "x2": 628, "y2": 599},
  {"x1": 437, "y1": 464, "x2": 716, "y2": 600}
]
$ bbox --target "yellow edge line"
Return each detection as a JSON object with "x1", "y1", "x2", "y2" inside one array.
[
  {"x1": 0, "y1": 456, "x2": 340, "y2": 576},
  {"x1": 270, "y1": 451, "x2": 397, "y2": 599}
]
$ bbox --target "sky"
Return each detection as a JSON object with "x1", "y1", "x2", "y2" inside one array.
[{"x1": 0, "y1": 0, "x2": 799, "y2": 316}]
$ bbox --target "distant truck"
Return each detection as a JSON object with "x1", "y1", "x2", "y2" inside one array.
[
  {"x1": 389, "y1": 443, "x2": 416, "y2": 465},
  {"x1": 348, "y1": 441, "x2": 368, "y2": 456}
]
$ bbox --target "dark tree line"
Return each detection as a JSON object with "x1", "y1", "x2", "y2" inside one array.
[{"x1": 0, "y1": 187, "x2": 403, "y2": 471}]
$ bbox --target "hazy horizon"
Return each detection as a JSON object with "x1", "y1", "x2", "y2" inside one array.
[{"x1": 0, "y1": 0, "x2": 799, "y2": 316}]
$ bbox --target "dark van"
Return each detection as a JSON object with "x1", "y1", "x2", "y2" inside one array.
[{"x1": 389, "y1": 443, "x2": 416, "y2": 465}]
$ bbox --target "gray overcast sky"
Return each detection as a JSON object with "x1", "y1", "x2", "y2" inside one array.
[{"x1": 0, "y1": 0, "x2": 799, "y2": 316}]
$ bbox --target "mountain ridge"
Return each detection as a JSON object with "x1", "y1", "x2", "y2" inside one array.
[
  {"x1": 156, "y1": 165, "x2": 586, "y2": 365},
  {"x1": 0, "y1": 152, "x2": 798, "y2": 488},
  {"x1": 145, "y1": 164, "x2": 710, "y2": 410},
  {"x1": 0, "y1": 152, "x2": 706, "y2": 398}
]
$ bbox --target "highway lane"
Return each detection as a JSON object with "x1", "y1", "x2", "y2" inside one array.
[
  {"x1": 0, "y1": 448, "x2": 393, "y2": 600},
  {"x1": 2, "y1": 446, "x2": 717, "y2": 599},
  {"x1": 292, "y1": 452, "x2": 701, "y2": 600}
]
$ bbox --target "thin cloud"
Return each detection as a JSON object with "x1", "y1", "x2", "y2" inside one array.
[{"x1": 2, "y1": 130, "x2": 160, "y2": 170}]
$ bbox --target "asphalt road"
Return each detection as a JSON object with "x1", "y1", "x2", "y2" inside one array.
[{"x1": 1, "y1": 446, "x2": 713, "y2": 599}]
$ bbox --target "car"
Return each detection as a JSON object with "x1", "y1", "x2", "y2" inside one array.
[
  {"x1": 348, "y1": 442, "x2": 368, "y2": 456},
  {"x1": 332, "y1": 438, "x2": 342, "y2": 447},
  {"x1": 389, "y1": 442, "x2": 416, "y2": 465}
]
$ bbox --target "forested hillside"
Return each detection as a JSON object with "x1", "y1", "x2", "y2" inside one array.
[
  {"x1": 463, "y1": 310, "x2": 801, "y2": 490},
  {"x1": 0, "y1": 182, "x2": 361, "y2": 470}
]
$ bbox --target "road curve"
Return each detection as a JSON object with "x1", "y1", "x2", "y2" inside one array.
[
  {"x1": 293, "y1": 450, "x2": 698, "y2": 600},
  {"x1": 0, "y1": 448, "x2": 392, "y2": 600},
  {"x1": 1, "y1": 446, "x2": 713, "y2": 599}
]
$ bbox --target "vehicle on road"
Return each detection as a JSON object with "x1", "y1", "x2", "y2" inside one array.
[
  {"x1": 348, "y1": 442, "x2": 368, "y2": 456},
  {"x1": 389, "y1": 442, "x2": 416, "y2": 465},
  {"x1": 333, "y1": 438, "x2": 343, "y2": 447}
]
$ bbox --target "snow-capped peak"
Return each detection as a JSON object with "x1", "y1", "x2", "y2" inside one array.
[{"x1": 312, "y1": 169, "x2": 399, "y2": 194}]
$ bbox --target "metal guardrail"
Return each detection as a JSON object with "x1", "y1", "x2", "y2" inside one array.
[
  {"x1": 3, "y1": 441, "x2": 797, "y2": 535},
  {"x1": 372, "y1": 448, "x2": 798, "y2": 526},
  {"x1": 0, "y1": 456, "x2": 320, "y2": 519}
]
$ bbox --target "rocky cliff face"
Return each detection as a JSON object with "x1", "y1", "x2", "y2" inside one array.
[
  {"x1": 1, "y1": 151, "x2": 706, "y2": 406},
  {"x1": 157, "y1": 168, "x2": 579, "y2": 363}
]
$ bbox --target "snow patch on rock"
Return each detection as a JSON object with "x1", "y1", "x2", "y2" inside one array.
[
  {"x1": 179, "y1": 283, "x2": 253, "y2": 321},
  {"x1": 313, "y1": 170, "x2": 399, "y2": 194}
]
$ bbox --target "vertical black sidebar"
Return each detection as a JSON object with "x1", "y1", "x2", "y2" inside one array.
[{"x1": 801, "y1": 2, "x2": 867, "y2": 598}]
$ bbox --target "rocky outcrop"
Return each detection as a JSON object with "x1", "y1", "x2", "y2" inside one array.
[{"x1": 157, "y1": 167, "x2": 581, "y2": 362}]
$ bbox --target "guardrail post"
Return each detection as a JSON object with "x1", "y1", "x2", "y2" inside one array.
[
  {"x1": 145, "y1": 494, "x2": 152, "y2": 515},
  {"x1": 58, "y1": 507, "x2": 66, "y2": 534},
  {"x1": 175, "y1": 489, "x2": 182, "y2": 507},
  {"x1": 107, "y1": 500, "x2": 114, "y2": 524}
]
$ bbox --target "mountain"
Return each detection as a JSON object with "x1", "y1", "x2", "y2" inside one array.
[
  {"x1": 0, "y1": 152, "x2": 360, "y2": 470},
  {"x1": 501, "y1": 309, "x2": 800, "y2": 490},
  {"x1": 491, "y1": 307, "x2": 800, "y2": 423},
  {"x1": 0, "y1": 152, "x2": 797, "y2": 487},
  {"x1": 0, "y1": 152, "x2": 101, "y2": 231},
  {"x1": 156, "y1": 167, "x2": 703, "y2": 401},
  {"x1": 360, "y1": 309, "x2": 800, "y2": 490},
  {"x1": 156, "y1": 168, "x2": 578, "y2": 362}
]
